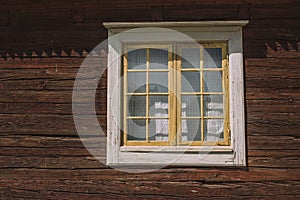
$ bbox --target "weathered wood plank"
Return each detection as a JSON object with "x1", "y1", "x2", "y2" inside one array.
[
  {"x1": 0, "y1": 90, "x2": 106, "y2": 103},
  {"x1": 1, "y1": 168, "x2": 299, "y2": 182},
  {"x1": 0, "y1": 114, "x2": 107, "y2": 135},
  {"x1": 0, "y1": 57, "x2": 85, "y2": 69},
  {"x1": 163, "y1": 5, "x2": 238, "y2": 20},
  {"x1": 248, "y1": 135, "x2": 299, "y2": 150},
  {"x1": 0, "y1": 178, "x2": 299, "y2": 198},
  {"x1": 0, "y1": 0, "x2": 247, "y2": 11},
  {"x1": 0, "y1": 103, "x2": 106, "y2": 115},
  {"x1": 251, "y1": 4, "x2": 300, "y2": 19},
  {"x1": 0, "y1": 67, "x2": 107, "y2": 90}
]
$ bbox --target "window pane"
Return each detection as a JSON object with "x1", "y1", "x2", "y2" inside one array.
[
  {"x1": 181, "y1": 72, "x2": 200, "y2": 92},
  {"x1": 149, "y1": 118, "x2": 168, "y2": 141},
  {"x1": 181, "y1": 119, "x2": 201, "y2": 142},
  {"x1": 204, "y1": 71, "x2": 223, "y2": 92},
  {"x1": 182, "y1": 48, "x2": 200, "y2": 69},
  {"x1": 128, "y1": 96, "x2": 146, "y2": 116},
  {"x1": 149, "y1": 48, "x2": 168, "y2": 69},
  {"x1": 204, "y1": 119, "x2": 224, "y2": 141},
  {"x1": 181, "y1": 95, "x2": 201, "y2": 117},
  {"x1": 149, "y1": 72, "x2": 168, "y2": 93},
  {"x1": 204, "y1": 95, "x2": 223, "y2": 117},
  {"x1": 149, "y1": 96, "x2": 168, "y2": 117},
  {"x1": 127, "y1": 119, "x2": 146, "y2": 141},
  {"x1": 204, "y1": 48, "x2": 222, "y2": 68},
  {"x1": 127, "y1": 72, "x2": 146, "y2": 93},
  {"x1": 128, "y1": 49, "x2": 146, "y2": 69}
]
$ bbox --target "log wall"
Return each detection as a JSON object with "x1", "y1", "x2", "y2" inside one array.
[{"x1": 0, "y1": 0, "x2": 299, "y2": 199}]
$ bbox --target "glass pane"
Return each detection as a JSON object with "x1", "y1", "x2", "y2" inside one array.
[
  {"x1": 149, "y1": 48, "x2": 168, "y2": 69},
  {"x1": 149, "y1": 72, "x2": 168, "y2": 93},
  {"x1": 149, "y1": 96, "x2": 168, "y2": 117},
  {"x1": 128, "y1": 96, "x2": 146, "y2": 116},
  {"x1": 204, "y1": 48, "x2": 222, "y2": 68},
  {"x1": 204, "y1": 71, "x2": 223, "y2": 92},
  {"x1": 181, "y1": 72, "x2": 200, "y2": 92},
  {"x1": 181, "y1": 119, "x2": 201, "y2": 142},
  {"x1": 127, "y1": 119, "x2": 146, "y2": 141},
  {"x1": 128, "y1": 49, "x2": 146, "y2": 69},
  {"x1": 182, "y1": 48, "x2": 200, "y2": 69},
  {"x1": 127, "y1": 72, "x2": 146, "y2": 93},
  {"x1": 204, "y1": 95, "x2": 224, "y2": 117},
  {"x1": 181, "y1": 95, "x2": 201, "y2": 117},
  {"x1": 204, "y1": 119, "x2": 224, "y2": 141},
  {"x1": 149, "y1": 118, "x2": 168, "y2": 141}
]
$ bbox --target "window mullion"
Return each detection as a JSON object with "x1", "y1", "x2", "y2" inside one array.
[
  {"x1": 146, "y1": 48, "x2": 150, "y2": 143},
  {"x1": 200, "y1": 46, "x2": 204, "y2": 142},
  {"x1": 169, "y1": 44, "x2": 177, "y2": 146}
]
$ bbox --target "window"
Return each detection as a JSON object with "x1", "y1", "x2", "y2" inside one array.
[
  {"x1": 105, "y1": 21, "x2": 248, "y2": 166},
  {"x1": 123, "y1": 43, "x2": 229, "y2": 146}
]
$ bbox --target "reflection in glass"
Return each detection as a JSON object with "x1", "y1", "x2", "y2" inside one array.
[
  {"x1": 181, "y1": 95, "x2": 201, "y2": 117},
  {"x1": 149, "y1": 72, "x2": 168, "y2": 93},
  {"x1": 204, "y1": 71, "x2": 222, "y2": 92},
  {"x1": 149, "y1": 48, "x2": 168, "y2": 69},
  {"x1": 204, "y1": 119, "x2": 224, "y2": 141},
  {"x1": 204, "y1": 95, "x2": 223, "y2": 117},
  {"x1": 204, "y1": 48, "x2": 222, "y2": 68},
  {"x1": 181, "y1": 119, "x2": 201, "y2": 141},
  {"x1": 128, "y1": 96, "x2": 146, "y2": 117},
  {"x1": 128, "y1": 49, "x2": 146, "y2": 69},
  {"x1": 127, "y1": 119, "x2": 146, "y2": 141},
  {"x1": 182, "y1": 72, "x2": 200, "y2": 92},
  {"x1": 127, "y1": 72, "x2": 146, "y2": 93},
  {"x1": 182, "y1": 48, "x2": 200, "y2": 69},
  {"x1": 149, "y1": 118, "x2": 168, "y2": 141},
  {"x1": 149, "y1": 96, "x2": 168, "y2": 117}
]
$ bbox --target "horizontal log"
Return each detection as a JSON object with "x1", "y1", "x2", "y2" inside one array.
[
  {"x1": 0, "y1": 57, "x2": 85, "y2": 69},
  {"x1": 0, "y1": 178, "x2": 299, "y2": 198},
  {"x1": 0, "y1": 103, "x2": 106, "y2": 115},
  {"x1": 1, "y1": 0, "x2": 298, "y2": 11},
  {"x1": 0, "y1": 156, "x2": 106, "y2": 169},
  {"x1": 1, "y1": 167, "x2": 299, "y2": 182},
  {"x1": 251, "y1": 4, "x2": 300, "y2": 19},
  {"x1": 244, "y1": 19, "x2": 299, "y2": 41},
  {"x1": 248, "y1": 135, "x2": 299, "y2": 150},
  {"x1": 163, "y1": 5, "x2": 238, "y2": 21},
  {"x1": 0, "y1": 1, "x2": 248, "y2": 11},
  {"x1": 245, "y1": 88, "x2": 300, "y2": 100},
  {"x1": 0, "y1": 90, "x2": 107, "y2": 103},
  {"x1": 0, "y1": 114, "x2": 107, "y2": 135},
  {"x1": 0, "y1": 67, "x2": 107, "y2": 90}
]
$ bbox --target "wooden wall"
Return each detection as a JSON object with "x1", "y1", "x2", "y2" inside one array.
[{"x1": 0, "y1": 0, "x2": 299, "y2": 199}]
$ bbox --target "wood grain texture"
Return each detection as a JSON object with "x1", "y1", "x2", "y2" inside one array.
[{"x1": 0, "y1": 1, "x2": 299, "y2": 199}]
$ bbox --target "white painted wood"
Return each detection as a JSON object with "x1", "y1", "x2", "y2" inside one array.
[
  {"x1": 106, "y1": 21, "x2": 248, "y2": 167},
  {"x1": 229, "y1": 29, "x2": 247, "y2": 166},
  {"x1": 106, "y1": 30, "x2": 121, "y2": 165},
  {"x1": 118, "y1": 152, "x2": 234, "y2": 166},
  {"x1": 103, "y1": 21, "x2": 249, "y2": 30},
  {"x1": 120, "y1": 146, "x2": 233, "y2": 152}
]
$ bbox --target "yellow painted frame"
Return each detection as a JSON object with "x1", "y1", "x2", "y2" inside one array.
[{"x1": 123, "y1": 42, "x2": 230, "y2": 146}]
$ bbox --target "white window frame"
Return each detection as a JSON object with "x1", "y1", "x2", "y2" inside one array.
[{"x1": 104, "y1": 21, "x2": 249, "y2": 167}]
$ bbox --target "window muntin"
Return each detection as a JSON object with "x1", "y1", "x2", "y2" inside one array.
[{"x1": 123, "y1": 42, "x2": 229, "y2": 146}]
